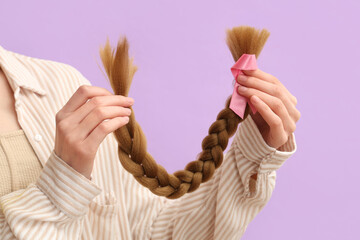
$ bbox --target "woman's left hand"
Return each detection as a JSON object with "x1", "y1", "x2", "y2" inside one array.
[{"x1": 236, "y1": 69, "x2": 301, "y2": 150}]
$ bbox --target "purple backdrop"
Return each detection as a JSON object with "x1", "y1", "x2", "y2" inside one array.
[{"x1": 1, "y1": 0, "x2": 359, "y2": 239}]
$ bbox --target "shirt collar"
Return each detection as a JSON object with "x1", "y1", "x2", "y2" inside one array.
[{"x1": 0, "y1": 45, "x2": 47, "y2": 96}]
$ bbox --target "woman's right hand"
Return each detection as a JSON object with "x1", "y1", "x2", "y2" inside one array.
[{"x1": 54, "y1": 85, "x2": 134, "y2": 180}]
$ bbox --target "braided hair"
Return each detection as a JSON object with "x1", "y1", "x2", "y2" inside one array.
[{"x1": 99, "y1": 25, "x2": 270, "y2": 199}]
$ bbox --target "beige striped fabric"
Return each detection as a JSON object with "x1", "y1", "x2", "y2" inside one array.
[{"x1": 0, "y1": 44, "x2": 297, "y2": 240}]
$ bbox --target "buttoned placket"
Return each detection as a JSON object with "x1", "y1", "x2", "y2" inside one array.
[{"x1": 13, "y1": 86, "x2": 45, "y2": 168}]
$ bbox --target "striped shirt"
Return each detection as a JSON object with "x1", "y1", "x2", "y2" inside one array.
[{"x1": 0, "y1": 44, "x2": 297, "y2": 240}]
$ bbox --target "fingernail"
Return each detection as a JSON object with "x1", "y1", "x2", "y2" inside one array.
[
  {"x1": 238, "y1": 85, "x2": 248, "y2": 92},
  {"x1": 128, "y1": 98, "x2": 135, "y2": 104},
  {"x1": 126, "y1": 108, "x2": 132, "y2": 115},
  {"x1": 238, "y1": 75, "x2": 247, "y2": 82}
]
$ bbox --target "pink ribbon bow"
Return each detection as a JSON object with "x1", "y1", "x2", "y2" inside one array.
[{"x1": 230, "y1": 54, "x2": 258, "y2": 119}]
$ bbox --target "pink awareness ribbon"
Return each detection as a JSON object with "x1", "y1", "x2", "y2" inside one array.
[{"x1": 229, "y1": 54, "x2": 258, "y2": 119}]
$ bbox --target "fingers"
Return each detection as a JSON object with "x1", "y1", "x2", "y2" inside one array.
[
  {"x1": 249, "y1": 95, "x2": 285, "y2": 136},
  {"x1": 67, "y1": 95, "x2": 134, "y2": 124},
  {"x1": 237, "y1": 74, "x2": 277, "y2": 96},
  {"x1": 83, "y1": 116, "x2": 130, "y2": 151},
  {"x1": 237, "y1": 74, "x2": 300, "y2": 123},
  {"x1": 241, "y1": 69, "x2": 297, "y2": 106},
  {"x1": 238, "y1": 86, "x2": 296, "y2": 133},
  {"x1": 77, "y1": 106, "x2": 132, "y2": 140},
  {"x1": 242, "y1": 69, "x2": 280, "y2": 85},
  {"x1": 59, "y1": 85, "x2": 113, "y2": 118}
]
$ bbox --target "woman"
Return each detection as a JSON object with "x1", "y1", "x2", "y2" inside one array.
[{"x1": 0, "y1": 44, "x2": 298, "y2": 239}]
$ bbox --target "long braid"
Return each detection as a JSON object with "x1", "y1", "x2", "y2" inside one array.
[{"x1": 99, "y1": 25, "x2": 270, "y2": 199}]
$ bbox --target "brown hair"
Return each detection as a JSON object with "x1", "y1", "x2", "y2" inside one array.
[{"x1": 99, "y1": 25, "x2": 270, "y2": 199}]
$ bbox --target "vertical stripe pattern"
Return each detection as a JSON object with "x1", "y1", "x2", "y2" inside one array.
[{"x1": 0, "y1": 45, "x2": 297, "y2": 240}]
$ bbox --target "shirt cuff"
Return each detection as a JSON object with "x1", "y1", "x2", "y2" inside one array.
[
  {"x1": 235, "y1": 114, "x2": 297, "y2": 174},
  {"x1": 36, "y1": 150, "x2": 102, "y2": 219}
]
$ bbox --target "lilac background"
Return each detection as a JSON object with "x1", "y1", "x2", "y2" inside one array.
[{"x1": 1, "y1": 0, "x2": 359, "y2": 239}]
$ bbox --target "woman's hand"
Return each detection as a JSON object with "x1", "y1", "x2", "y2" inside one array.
[
  {"x1": 54, "y1": 85, "x2": 134, "y2": 179},
  {"x1": 236, "y1": 69, "x2": 301, "y2": 150}
]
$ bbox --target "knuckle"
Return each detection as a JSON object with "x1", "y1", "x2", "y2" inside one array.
[
  {"x1": 295, "y1": 110, "x2": 301, "y2": 122},
  {"x1": 272, "y1": 99, "x2": 283, "y2": 112},
  {"x1": 293, "y1": 96, "x2": 298, "y2": 105},
  {"x1": 77, "y1": 85, "x2": 90, "y2": 96},
  {"x1": 288, "y1": 122, "x2": 296, "y2": 133},
  {"x1": 90, "y1": 96, "x2": 103, "y2": 106},
  {"x1": 272, "y1": 117, "x2": 283, "y2": 128},
  {"x1": 57, "y1": 120, "x2": 69, "y2": 132},
  {"x1": 55, "y1": 112, "x2": 63, "y2": 123},
  {"x1": 94, "y1": 107, "x2": 106, "y2": 119},
  {"x1": 98, "y1": 121, "x2": 110, "y2": 133},
  {"x1": 280, "y1": 134, "x2": 289, "y2": 144},
  {"x1": 272, "y1": 85, "x2": 282, "y2": 96}
]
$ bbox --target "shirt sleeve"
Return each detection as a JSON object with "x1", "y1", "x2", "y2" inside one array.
[
  {"x1": 146, "y1": 114, "x2": 297, "y2": 240},
  {"x1": 0, "y1": 150, "x2": 102, "y2": 240}
]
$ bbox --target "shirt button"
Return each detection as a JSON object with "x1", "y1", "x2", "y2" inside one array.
[
  {"x1": 15, "y1": 102, "x2": 21, "y2": 108},
  {"x1": 34, "y1": 134, "x2": 42, "y2": 142}
]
